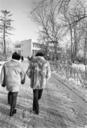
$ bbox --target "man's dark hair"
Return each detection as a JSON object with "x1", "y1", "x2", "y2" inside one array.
[
  {"x1": 12, "y1": 52, "x2": 21, "y2": 60},
  {"x1": 35, "y1": 51, "x2": 44, "y2": 57}
]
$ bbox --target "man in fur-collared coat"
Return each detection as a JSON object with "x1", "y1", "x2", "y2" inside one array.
[{"x1": 27, "y1": 52, "x2": 51, "y2": 115}]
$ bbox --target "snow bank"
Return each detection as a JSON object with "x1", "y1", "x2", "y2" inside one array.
[{"x1": 71, "y1": 63, "x2": 85, "y2": 72}]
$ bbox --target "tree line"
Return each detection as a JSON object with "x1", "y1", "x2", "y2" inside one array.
[
  {"x1": 31, "y1": 0, "x2": 87, "y2": 63},
  {"x1": 0, "y1": 10, "x2": 13, "y2": 58}
]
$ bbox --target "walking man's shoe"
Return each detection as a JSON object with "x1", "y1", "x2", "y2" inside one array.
[
  {"x1": 30, "y1": 108, "x2": 39, "y2": 115},
  {"x1": 10, "y1": 109, "x2": 17, "y2": 116},
  {"x1": 13, "y1": 109, "x2": 17, "y2": 114}
]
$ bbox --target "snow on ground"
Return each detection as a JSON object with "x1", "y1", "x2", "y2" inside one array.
[
  {"x1": 71, "y1": 63, "x2": 85, "y2": 72},
  {"x1": 70, "y1": 63, "x2": 87, "y2": 89},
  {"x1": 54, "y1": 62, "x2": 87, "y2": 101},
  {"x1": 0, "y1": 60, "x2": 87, "y2": 127}
]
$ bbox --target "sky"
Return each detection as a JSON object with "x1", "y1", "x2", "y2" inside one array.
[
  {"x1": 0, "y1": 0, "x2": 87, "y2": 44},
  {"x1": 0, "y1": 0, "x2": 40, "y2": 42}
]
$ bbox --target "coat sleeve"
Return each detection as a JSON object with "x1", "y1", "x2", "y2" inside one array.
[
  {"x1": 26, "y1": 63, "x2": 32, "y2": 78},
  {"x1": 0, "y1": 65, "x2": 5, "y2": 87}
]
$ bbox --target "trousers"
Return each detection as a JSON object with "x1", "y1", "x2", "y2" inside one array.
[
  {"x1": 33, "y1": 89, "x2": 43, "y2": 114},
  {"x1": 8, "y1": 92, "x2": 18, "y2": 110}
]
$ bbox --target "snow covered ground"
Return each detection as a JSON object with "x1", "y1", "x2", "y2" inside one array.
[
  {"x1": 0, "y1": 60, "x2": 87, "y2": 128},
  {"x1": 71, "y1": 63, "x2": 86, "y2": 72}
]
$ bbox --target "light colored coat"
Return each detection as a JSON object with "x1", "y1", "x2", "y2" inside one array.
[
  {"x1": 27, "y1": 56, "x2": 51, "y2": 89},
  {"x1": 1, "y1": 59, "x2": 25, "y2": 92}
]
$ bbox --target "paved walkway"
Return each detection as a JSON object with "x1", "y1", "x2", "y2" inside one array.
[{"x1": 0, "y1": 71, "x2": 87, "y2": 128}]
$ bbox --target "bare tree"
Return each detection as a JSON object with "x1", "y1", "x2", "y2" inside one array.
[
  {"x1": 60, "y1": 0, "x2": 87, "y2": 62},
  {"x1": 31, "y1": 0, "x2": 87, "y2": 62},
  {"x1": 31, "y1": 0, "x2": 64, "y2": 60},
  {"x1": 0, "y1": 10, "x2": 13, "y2": 57}
]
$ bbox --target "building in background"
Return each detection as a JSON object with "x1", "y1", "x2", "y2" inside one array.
[
  {"x1": 21, "y1": 39, "x2": 32, "y2": 57},
  {"x1": 14, "y1": 39, "x2": 41, "y2": 57},
  {"x1": 32, "y1": 41, "x2": 41, "y2": 55},
  {"x1": 14, "y1": 38, "x2": 62, "y2": 60},
  {"x1": 14, "y1": 43, "x2": 21, "y2": 55}
]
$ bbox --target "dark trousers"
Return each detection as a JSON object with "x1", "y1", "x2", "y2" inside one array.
[
  {"x1": 8, "y1": 92, "x2": 18, "y2": 110},
  {"x1": 33, "y1": 89, "x2": 43, "y2": 114}
]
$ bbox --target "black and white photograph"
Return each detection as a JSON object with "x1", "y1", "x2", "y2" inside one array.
[{"x1": 0, "y1": 0, "x2": 87, "y2": 128}]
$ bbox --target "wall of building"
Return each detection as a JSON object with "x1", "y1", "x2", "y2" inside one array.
[
  {"x1": 14, "y1": 39, "x2": 41, "y2": 57},
  {"x1": 21, "y1": 39, "x2": 32, "y2": 57}
]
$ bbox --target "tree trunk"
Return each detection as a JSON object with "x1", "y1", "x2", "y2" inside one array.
[
  {"x1": 69, "y1": 24, "x2": 73, "y2": 62},
  {"x1": 3, "y1": 22, "x2": 6, "y2": 57},
  {"x1": 73, "y1": 26, "x2": 77, "y2": 61}
]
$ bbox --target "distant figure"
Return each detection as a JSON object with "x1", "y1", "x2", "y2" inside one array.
[
  {"x1": 1, "y1": 52, "x2": 25, "y2": 116},
  {"x1": 27, "y1": 52, "x2": 51, "y2": 115}
]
